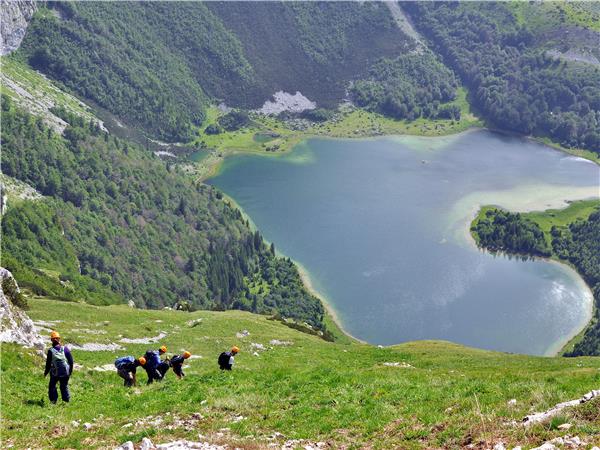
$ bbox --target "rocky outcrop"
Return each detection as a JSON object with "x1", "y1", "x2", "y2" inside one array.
[
  {"x1": 1, "y1": 0, "x2": 37, "y2": 55},
  {"x1": 0, "y1": 267, "x2": 45, "y2": 355},
  {"x1": 523, "y1": 389, "x2": 600, "y2": 425}
]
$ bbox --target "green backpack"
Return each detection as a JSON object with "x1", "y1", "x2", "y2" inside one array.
[{"x1": 50, "y1": 347, "x2": 70, "y2": 376}]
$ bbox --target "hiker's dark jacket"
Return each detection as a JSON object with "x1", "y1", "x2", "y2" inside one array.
[{"x1": 170, "y1": 354, "x2": 185, "y2": 376}]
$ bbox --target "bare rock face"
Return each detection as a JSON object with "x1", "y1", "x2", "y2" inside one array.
[
  {"x1": 0, "y1": 267, "x2": 45, "y2": 355},
  {"x1": 1, "y1": 0, "x2": 37, "y2": 55}
]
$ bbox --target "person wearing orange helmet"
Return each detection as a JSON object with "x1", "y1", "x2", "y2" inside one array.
[
  {"x1": 44, "y1": 331, "x2": 74, "y2": 404},
  {"x1": 218, "y1": 346, "x2": 239, "y2": 371},
  {"x1": 114, "y1": 355, "x2": 146, "y2": 387},
  {"x1": 143, "y1": 345, "x2": 169, "y2": 384},
  {"x1": 169, "y1": 351, "x2": 192, "y2": 379}
]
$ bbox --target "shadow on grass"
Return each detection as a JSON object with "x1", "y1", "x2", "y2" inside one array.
[{"x1": 24, "y1": 397, "x2": 46, "y2": 407}]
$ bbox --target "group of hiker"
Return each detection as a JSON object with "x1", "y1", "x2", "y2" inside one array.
[
  {"x1": 114, "y1": 345, "x2": 190, "y2": 387},
  {"x1": 44, "y1": 331, "x2": 240, "y2": 403}
]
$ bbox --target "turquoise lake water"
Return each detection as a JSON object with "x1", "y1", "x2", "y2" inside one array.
[{"x1": 209, "y1": 130, "x2": 599, "y2": 355}]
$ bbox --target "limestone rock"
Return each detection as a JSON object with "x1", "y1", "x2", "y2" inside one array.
[
  {"x1": 530, "y1": 444, "x2": 557, "y2": 450},
  {"x1": 236, "y1": 330, "x2": 250, "y2": 338},
  {"x1": 0, "y1": 0, "x2": 37, "y2": 55},
  {"x1": 116, "y1": 442, "x2": 134, "y2": 450},
  {"x1": 141, "y1": 437, "x2": 156, "y2": 450},
  {"x1": 0, "y1": 267, "x2": 45, "y2": 356}
]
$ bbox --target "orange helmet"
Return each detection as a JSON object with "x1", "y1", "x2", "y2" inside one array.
[
  {"x1": 183, "y1": 351, "x2": 191, "y2": 359},
  {"x1": 50, "y1": 331, "x2": 60, "y2": 340},
  {"x1": 159, "y1": 346, "x2": 167, "y2": 354},
  {"x1": 138, "y1": 357, "x2": 147, "y2": 365},
  {"x1": 231, "y1": 346, "x2": 240, "y2": 354}
]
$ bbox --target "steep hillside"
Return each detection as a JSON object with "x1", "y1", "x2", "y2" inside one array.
[
  {"x1": 206, "y1": 1, "x2": 413, "y2": 108},
  {"x1": 1, "y1": 297, "x2": 599, "y2": 449},
  {"x1": 18, "y1": 2, "x2": 415, "y2": 141},
  {"x1": 1, "y1": 94, "x2": 325, "y2": 330}
]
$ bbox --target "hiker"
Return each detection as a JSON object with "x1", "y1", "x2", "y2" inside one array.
[
  {"x1": 114, "y1": 356, "x2": 146, "y2": 387},
  {"x1": 169, "y1": 351, "x2": 191, "y2": 379},
  {"x1": 218, "y1": 346, "x2": 239, "y2": 370},
  {"x1": 44, "y1": 331, "x2": 74, "y2": 404},
  {"x1": 157, "y1": 345, "x2": 171, "y2": 378},
  {"x1": 144, "y1": 345, "x2": 168, "y2": 384}
]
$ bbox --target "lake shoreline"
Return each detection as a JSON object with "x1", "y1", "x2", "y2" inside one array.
[
  {"x1": 467, "y1": 202, "x2": 598, "y2": 356},
  {"x1": 211, "y1": 132, "x2": 598, "y2": 355},
  {"x1": 294, "y1": 261, "x2": 365, "y2": 345},
  {"x1": 216, "y1": 191, "x2": 360, "y2": 344},
  {"x1": 195, "y1": 122, "x2": 599, "y2": 182}
]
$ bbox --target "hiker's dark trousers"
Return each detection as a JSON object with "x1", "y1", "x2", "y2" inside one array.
[
  {"x1": 157, "y1": 361, "x2": 170, "y2": 378},
  {"x1": 117, "y1": 369, "x2": 134, "y2": 387},
  {"x1": 173, "y1": 365, "x2": 184, "y2": 378},
  {"x1": 146, "y1": 368, "x2": 162, "y2": 384},
  {"x1": 49, "y1": 375, "x2": 70, "y2": 403}
]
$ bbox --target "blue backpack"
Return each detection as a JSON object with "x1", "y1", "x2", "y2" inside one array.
[
  {"x1": 144, "y1": 350, "x2": 161, "y2": 369},
  {"x1": 114, "y1": 356, "x2": 135, "y2": 370}
]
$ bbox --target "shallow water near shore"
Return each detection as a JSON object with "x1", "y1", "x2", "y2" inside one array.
[{"x1": 209, "y1": 130, "x2": 599, "y2": 355}]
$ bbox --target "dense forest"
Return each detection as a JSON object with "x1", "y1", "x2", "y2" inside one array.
[
  {"x1": 1, "y1": 94, "x2": 326, "y2": 330},
  {"x1": 19, "y1": 2, "x2": 413, "y2": 140},
  {"x1": 471, "y1": 209, "x2": 551, "y2": 257},
  {"x1": 402, "y1": 2, "x2": 600, "y2": 153},
  {"x1": 472, "y1": 207, "x2": 600, "y2": 356},
  {"x1": 350, "y1": 52, "x2": 460, "y2": 121}
]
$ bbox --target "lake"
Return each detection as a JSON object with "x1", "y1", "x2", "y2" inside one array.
[{"x1": 208, "y1": 130, "x2": 599, "y2": 355}]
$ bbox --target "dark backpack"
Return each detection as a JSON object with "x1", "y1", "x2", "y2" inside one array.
[
  {"x1": 115, "y1": 356, "x2": 135, "y2": 370},
  {"x1": 218, "y1": 352, "x2": 230, "y2": 368},
  {"x1": 170, "y1": 355, "x2": 184, "y2": 367},
  {"x1": 144, "y1": 350, "x2": 161, "y2": 369},
  {"x1": 50, "y1": 347, "x2": 70, "y2": 377}
]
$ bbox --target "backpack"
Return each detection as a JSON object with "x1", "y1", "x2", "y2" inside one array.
[
  {"x1": 218, "y1": 352, "x2": 230, "y2": 368},
  {"x1": 144, "y1": 350, "x2": 161, "y2": 369},
  {"x1": 50, "y1": 347, "x2": 70, "y2": 377},
  {"x1": 115, "y1": 356, "x2": 135, "y2": 370},
  {"x1": 170, "y1": 355, "x2": 184, "y2": 367}
]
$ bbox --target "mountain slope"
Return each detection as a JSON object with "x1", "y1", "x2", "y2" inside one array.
[
  {"x1": 401, "y1": 2, "x2": 600, "y2": 153},
  {"x1": 2, "y1": 297, "x2": 599, "y2": 449},
  {"x1": 0, "y1": 93, "x2": 325, "y2": 329},
  {"x1": 18, "y1": 2, "x2": 415, "y2": 141}
]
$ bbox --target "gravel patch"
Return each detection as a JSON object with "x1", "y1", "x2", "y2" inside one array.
[
  {"x1": 257, "y1": 91, "x2": 316, "y2": 115},
  {"x1": 120, "y1": 332, "x2": 167, "y2": 344}
]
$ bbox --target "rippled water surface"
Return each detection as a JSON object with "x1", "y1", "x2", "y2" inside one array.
[{"x1": 209, "y1": 130, "x2": 599, "y2": 355}]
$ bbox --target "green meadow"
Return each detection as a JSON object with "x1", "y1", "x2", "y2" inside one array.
[{"x1": 2, "y1": 297, "x2": 599, "y2": 449}]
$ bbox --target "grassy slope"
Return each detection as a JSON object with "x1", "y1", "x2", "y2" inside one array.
[
  {"x1": 2, "y1": 297, "x2": 599, "y2": 449},
  {"x1": 0, "y1": 56, "x2": 100, "y2": 126},
  {"x1": 507, "y1": 1, "x2": 600, "y2": 33}
]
